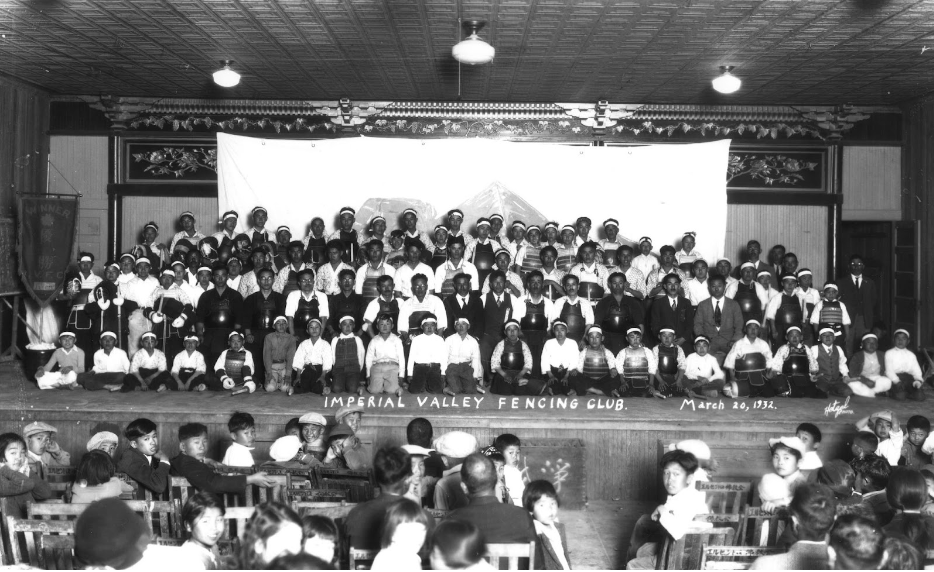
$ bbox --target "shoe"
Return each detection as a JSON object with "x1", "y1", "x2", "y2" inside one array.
[
  {"x1": 443, "y1": 388, "x2": 456, "y2": 397},
  {"x1": 357, "y1": 387, "x2": 365, "y2": 396},
  {"x1": 476, "y1": 385, "x2": 486, "y2": 394},
  {"x1": 395, "y1": 388, "x2": 403, "y2": 397},
  {"x1": 568, "y1": 390, "x2": 577, "y2": 396}
]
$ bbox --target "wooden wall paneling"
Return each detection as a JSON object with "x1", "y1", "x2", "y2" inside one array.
[
  {"x1": 723, "y1": 204, "x2": 829, "y2": 287},
  {"x1": 842, "y1": 146, "x2": 901, "y2": 221},
  {"x1": 48, "y1": 136, "x2": 109, "y2": 265},
  {"x1": 901, "y1": 98, "x2": 933, "y2": 346},
  {"x1": 0, "y1": 78, "x2": 49, "y2": 217},
  {"x1": 119, "y1": 196, "x2": 218, "y2": 254}
]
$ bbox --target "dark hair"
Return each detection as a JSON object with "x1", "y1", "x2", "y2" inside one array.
[
  {"x1": 493, "y1": 434, "x2": 521, "y2": 452},
  {"x1": 783, "y1": 252, "x2": 798, "y2": 262},
  {"x1": 182, "y1": 492, "x2": 225, "y2": 533},
  {"x1": 817, "y1": 460, "x2": 857, "y2": 499},
  {"x1": 796, "y1": 422, "x2": 822, "y2": 443},
  {"x1": 706, "y1": 273, "x2": 725, "y2": 285},
  {"x1": 486, "y1": 451, "x2": 505, "y2": 465},
  {"x1": 411, "y1": 273, "x2": 428, "y2": 285},
  {"x1": 607, "y1": 272, "x2": 627, "y2": 283},
  {"x1": 406, "y1": 418, "x2": 433, "y2": 448},
  {"x1": 430, "y1": 520, "x2": 487, "y2": 569},
  {"x1": 285, "y1": 418, "x2": 302, "y2": 435},
  {"x1": 462, "y1": 454, "x2": 497, "y2": 495},
  {"x1": 525, "y1": 270, "x2": 544, "y2": 282},
  {"x1": 0, "y1": 433, "x2": 25, "y2": 459},
  {"x1": 179, "y1": 423, "x2": 209, "y2": 442},
  {"x1": 337, "y1": 269, "x2": 355, "y2": 281},
  {"x1": 76, "y1": 450, "x2": 116, "y2": 486},
  {"x1": 854, "y1": 431, "x2": 879, "y2": 453},
  {"x1": 265, "y1": 552, "x2": 333, "y2": 570},
  {"x1": 660, "y1": 450, "x2": 699, "y2": 474},
  {"x1": 373, "y1": 447, "x2": 413, "y2": 490},
  {"x1": 488, "y1": 270, "x2": 506, "y2": 283},
  {"x1": 907, "y1": 415, "x2": 931, "y2": 433},
  {"x1": 770, "y1": 443, "x2": 803, "y2": 462},
  {"x1": 849, "y1": 253, "x2": 864, "y2": 263},
  {"x1": 789, "y1": 484, "x2": 836, "y2": 541},
  {"x1": 851, "y1": 455, "x2": 891, "y2": 491},
  {"x1": 747, "y1": 240, "x2": 761, "y2": 249},
  {"x1": 228, "y1": 412, "x2": 255, "y2": 433},
  {"x1": 886, "y1": 467, "x2": 927, "y2": 511},
  {"x1": 881, "y1": 536, "x2": 922, "y2": 570},
  {"x1": 539, "y1": 246, "x2": 557, "y2": 258},
  {"x1": 659, "y1": 245, "x2": 676, "y2": 255},
  {"x1": 692, "y1": 259, "x2": 708, "y2": 269},
  {"x1": 301, "y1": 515, "x2": 338, "y2": 543},
  {"x1": 379, "y1": 498, "x2": 428, "y2": 550},
  {"x1": 829, "y1": 514, "x2": 885, "y2": 570},
  {"x1": 124, "y1": 418, "x2": 157, "y2": 441},
  {"x1": 523, "y1": 479, "x2": 559, "y2": 512},
  {"x1": 376, "y1": 274, "x2": 394, "y2": 288},
  {"x1": 239, "y1": 501, "x2": 302, "y2": 570},
  {"x1": 561, "y1": 274, "x2": 579, "y2": 287}
]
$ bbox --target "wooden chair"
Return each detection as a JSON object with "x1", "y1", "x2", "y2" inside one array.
[
  {"x1": 318, "y1": 477, "x2": 375, "y2": 503},
  {"x1": 263, "y1": 467, "x2": 317, "y2": 489},
  {"x1": 6, "y1": 517, "x2": 75, "y2": 569},
  {"x1": 287, "y1": 488, "x2": 348, "y2": 504},
  {"x1": 737, "y1": 506, "x2": 792, "y2": 547},
  {"x1": 656, "y1": 526, "x2": 736, "y2": 570},
  {"x1": 47, "y1": 482, "x2": 72, "y2": 503},
  {"x1": 696, "y1": 481, "x2": 753, "y2": 514},
  {"x1": 223, "y1": 506, "x2": 256, "y2": 541},
  {"x1": 154, "y1": 536, "x2": 241, "y2": 559},
  {"x1": 27, "y1": 500, "x2": 178, "y2": 538},
  {"x1": 698, "y1": 545, "x2": 784, "y2": 570},
  {"x1": 40, "y1": 533, "x2": 75, "y2": 570},
  {"x1": 694, "y1": 514, "x2": 742, "y2": 537},
  {"x1": 314, "y1": 466, "x2": 375, "y2": 484},
  {"x1": 485, "y1": 541, "x2": 536, "y2": 570},
  {"x1": 292, "y1": 501, "x2": 356, "y2": 522},
  {"x1": 45, "y1": 467, "x2": 76, "y2": 484},
  {"x1": 349, "y1": 547, "x2": 378, "y2": 570},
  {"x1": 114, "y1": 472, "x2": 149, "y2": 501},
  {"x1": 925, "y1": 549, "x2": 934, "y2": 568},
  {"x1": 245, "y1": 473, "x2": 290, "y2": 505},
  {"x1": 168, "y1": 475, "x2": 197, "y2": 508}
]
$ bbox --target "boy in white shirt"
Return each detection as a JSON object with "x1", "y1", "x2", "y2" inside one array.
[
  {"x1": 123, "y1": 332, "x2": 174, "y2": 392},
  {"x1": 171, "y1": 334, "x2": 208, "y2": 392},
  {"x1": 682, "y1": 336, "x2": 725, "y2": 399},
  {"x1": 222, "y1": 412, "x2": 256, "y2": 468},
  {"x1": 885, "y1": 329, "x2": 927, "y2": 401},
  {"x1": 406, "y1": 314, "x2": 447, "y2": 394},
  {"x1": 855, "y1": 410, "x2": 903, "y2": 466},
  {"x1": 292, "y1": 319, "x2": 332, "y2": 395},
  {"x1": 444, "y1": 317, "x2": 484, "y2": 396},
  {"x1": 365, "y1": 314, "x2": 405, "y2": 396},
  {"x1": 76, "y1": 331, "x2": 128, "y2": 391}
]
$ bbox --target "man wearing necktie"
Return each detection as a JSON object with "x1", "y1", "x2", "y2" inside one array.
[
  {"x1": 837, "y1": 254, "x2": 877, "y2": 357},
  {"x1": 694, "y1": 275, "x2": 743, "y2": 366},
  {"x1": 649, "y1": 274, "x2": 695, "y2": 355},
  {"x1": 442, "y1": 273, "x2": 485, "y2": 340}
]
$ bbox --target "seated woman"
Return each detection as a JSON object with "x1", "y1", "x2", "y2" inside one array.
[
  {"x1": 626, "y1": 450, "x2": 707, "y2": 569},
  {"x1": 71, "y1": 449, "x2": 135, "y2": 503}
]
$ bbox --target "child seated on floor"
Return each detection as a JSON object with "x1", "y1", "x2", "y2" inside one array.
[
  {"x1": 115, "y1": 418, "x2": 171, "y2": 497},
  {"x1": 330, "y1": 316, "x2": 366, "y2": 395},
  {"x1": 35, "y1": 331, "x2": 85, "y2": 390},
  {"x1": 406, "y1": 314, "x2": 447, "y2": 395},
  {"x1": 214, "y1": 331, "x2": 257, "y2": 395},
  {"x1": 170, "y1": 423, "x2": 275, "y2": 495},
  {"x1": 681, "y1": 336, "x2": 725, "y2": 400},
  {"x1": 76, "y1": 331, "x2": 129, "y2": 391},
  {"x1": 171, "y1": 334, "x2": 208, "y2": 392},
  {"x1": 262, "y1": 435, "x2": 321, "y2": 469},
  {"x1": 847, "y1": 333, "x2": 892, "y2": 398},
  {"x1": 491, "y1": 320, "x2": 541, "y2": 396},
  {"x1": 494, "y1": 433, "x2": 526, "y2": 507},
  {"x1": 626, "y1": 450, "x2": 708, "y2": 570},
  {"x1": 762, "y1": 436, "x2": 807, "y2": 511},
  {"x1": 901, "y1": 415, "x2": 932, "y2": 468},
  {"x1": 652, "y1": 328, "x2": 686, "y2": 398},
  {"x1": 264, "y1": 316, "x2": 296, "y2": 394},
  {"x1": 222, "y1": 412, "x2": 256, "y2": 468},
  {"x1": 616, "y1": 328, "x2": 657, "y2": 399},
  {"x1": 71, "y1": 449, "x2": 134, "y2": 504},
  {"x1": 122, "y1": 332, "x2": 174, "y2": 392},
  {"x1": 851, "y1": 454, "x2": 894, "y2": 525},
  {"x1": 885, "y1": 329, "x2": 928, "y2": 401},
  {"x1": 796, "y1": 422, "x2": 823, "y2": 471},
  {"x1": 524, "y1": 480, "x2": 571, "y2": 570},
  {"x1": 856, "y1": 410, "x2": 903, "y2": 466},
  {"x1": 23, "y1": 421, "x2": 71, "y2": 472},
  {"x1": 810, "y1": 327, "x2": 853, "y2": 398},
  {"x1": 572, "y1": 326, "x2": 620, "y2": 398},
  {"x1": 768, "y1": 326, "x2": 817, "y2": 398},
  {"x1": 724, "y1": 320, "x2": 781, "y2": 398},
  {"x1": 292, "y1": 319, "x2": 333, "y2": 395},
  {"x1": 0, "y1": 432, "x2": 52, "y2": 518}
]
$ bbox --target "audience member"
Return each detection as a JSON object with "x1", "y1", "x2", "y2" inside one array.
[
  {"x1": 86, "y1": 430, "x2": 119, "y2": 457},
  {"x1": 883, "y1": 467, "x2": 934, "y2": 550},
  {"x1": 222, "y1": 411, "x2": 257, "y2": 467},
  {"x1": 0, "y1": 432, "x2": 52, "y2": 517},
  {"x1": 115, "y1": 417, "x2": 171, "y2": 496},
  {"x1": 857, "y1": 410, "x2": 904, "y2": 466},
  {"x1": 434, "y1": 431, "x2": 478, "y2": 510},
  {"x1": 749, "y1": 484, "x2": 835, "y2": 570},
  {"x1": 170, "y1": 422, "x2": 275, "y2": 494},
  {"x1": 74, "y1": 497, "x2": 150, "y2": 569},
  {"x1": 880, "y1": 536, "x2": 922, "y2": 570},
  {"x1": 827, "y1": 514, "x2": 885, "y2": 570},
  {"x1": 429, "y1": 519, "x2": 493, "y2": 571},
  {"x1": 371, "y1": 498, "x2": 430, "y2": 571},
  {"x1": 795, "y1": 422, "x2": 823, "y2": 471},
  {"x1": 71, "y1": 449, "x2": 134, "y2": 503},
  {"x1": 408, "y1": 417, "x2": 445, "y2": 480},
  {"x1": 179, "y1": 492, "x2": 226, "y2": 570},
  {"x1": 238, "y1": 501, "x2": 303, "y2": 569},
  {"x1": 494, "y1": 433, "x2": 526, "y2": 506},
  {"x1": 524, "y1": 479, "x2": 571, "y2": 570},
  {"x1": 851, "y1": 454, "x2": 894, "y2": 525},
  {"x1": 301, "y1": 515, "x2": 339, "y2": 567}
]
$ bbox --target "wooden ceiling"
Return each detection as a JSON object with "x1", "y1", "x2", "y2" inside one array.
[{"x1": 1, "y1": 0, "x2": 933, "y2": 105}]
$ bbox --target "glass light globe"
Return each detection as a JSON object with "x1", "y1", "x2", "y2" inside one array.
[
  {"x1": 452, "y1": 34, "x2": 495, "y2": 65},
  {"x1": 213, "y1": 66, "x2": 240, "y2": 88},
  {"x1": 712, "y1": 71, "x2": 741, "y2": 94}
]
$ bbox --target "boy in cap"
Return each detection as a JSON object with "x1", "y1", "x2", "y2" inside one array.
[
  {"x1": 248, "y1": 206, "x2": 269, "y2": 246},
  {"x1": 884, "y1": 329, "x2": 927, "y2": 401},
  {"x1": 847, "y1": 333, "x2": 893, "y2": 398},
  {"x1": 465, "y1": 217, "x2": 502, "y2": 287},
  {"x1": 213, "y1": 331, "x2": 256, "y2": 395},
  {"x1": 491, "y1": 319, "x2": 540, "y2": 396},
  {"x1": 541, "y1": 320, "x2": 580, "y2": 396},
  {"x1": 433, "y1": 431, "x2": 478, "y2": 510},
  {"x1": 242, "y1": 267, "x2": 287, "y2": 382},
  {"x1": 571, "y1": 325, "x2": 620, "y2": 397},
  {"x1": 171, "y1": 334, "x2": 208, "y2": 391},
  {"x1": 810, "y1": 327, "x2": 853, "y2": 398},
  {"x1": 24, "y1": 421, "x2": 71, "y2": 472},
  {"x1": 316, "y1": 239, "x2": 354, "y2": 295},
  {"x1": 292, "y1": 318, "x2": 333, "y2": 394},
  {"x1": 330, "y1": 316, "x2": 366, "y2": 395},
  {"x1": 715, "y1": 258, "x2": 738, "y2": 291},
  {"x1": 76, "y1": 331, "x2": 129, "y2": 391},
  {"x1": 682, "y1": 336, "x2": 725, "y2": 399},
  {"x1": 170, "y1": 211, "x2": 205, "y2": 252},
  {"x1": 35, "y1": 331, "x2": 85, "y2": 390},
  {"x1": 263, "y1": 316, "x2": 297, "y2": 393},
  {"x1": 632, "y1": 236, "x2": 659, "y2": 280},
  {"x1": 489, "y1": 214, "x2": 508, "y2": 246},
  {"x1": 123, "y1": 332, "x2": 174, "y2": 392},
  {"x1": 768, "y1": 326, "x2": 818, "y2": 398},
  {"x1": 328, "y1": 207, "x2": 361, "y2": 265},
  {"x1": 616, "y1": 327, "x2": 658, "y2": 398},
  {"x1": 286, "y1": 268, "x2": 329, "y2": 341},
  {"x1": 676, "y1": 232, "x2": 702, "y2": 277},
  {"x1": 213, "y1": 210, "x2": 240, "y2": 249},
  {"x1": 302, "y1": 218, "x2": 329, "y2": 267},
  {"x1": 810, "y1": 282, "x2": 851, "y2": 350},
  {"x1": 444, "y1": 316, "x2": 484, "y2": 395},
  {"x1": 406, "y1": 314, "x2": 447, "y2": 394},
  {"x1": 365, "y1": 313, "x2": 405, "y2": 397},
  {"x1": 724, "y1": 320, "x2": 778, "y2": 398},
  {"x1": 856, "y1": 411, "x2": 904, "y2": 466}
]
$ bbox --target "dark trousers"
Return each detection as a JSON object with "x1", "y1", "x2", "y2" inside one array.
[
  {"x1": 571, "y1": 371, "x2": 619, "y2": 396},
  {"x1": 479, "y1": 334, "x2": 502, "y2": 379},
  {"x1": 814, "y1": 374, "x2": 853, "y2": 398},
  {"x1": 331, "y1": 366, "x2": 362, "y2": 393},
  {"x1": 178, "y1": 368, "x2": 208, "y2": 391},
  {"x1": 76, "y1": 372, "x2": 125, "y2": 391},
  {"x1": 245, "y1": 328, "x2": 271, "y2": 383},
  {"x1": 445, "y1": 362, "x2": 478, "y2": 394},
  {"x1": 775, "y1": 374, "x2": 811, "y2": 398},
  {"x1": 735, "y1": 371, "x2": 787, "y2": 398},
  {"x1": 492, "y1": 370, "x2": 545, "y2": 395},
  {"x1": 202, "y1": 328, "x2": 232, "y2": 372},
  {"x1": 522, "y1": 330, "x2": 547, "y2": 377},
  {"x1": 410, "y1": 363, "x2": 443, "y2": 394},
  {"x1": 892, "y1": 373, "x2": 926, "y2": 401},
  {"x1": 121, "y1": 368, "x2": 176, "y2": 392},
  {"x1": 295, "y1": 364, "x2": 325, "y2": 394},
  {"x1": 546, "y1": 366, "x2": 573, "y2": 395}
]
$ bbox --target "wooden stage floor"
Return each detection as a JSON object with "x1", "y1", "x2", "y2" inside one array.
[{"x1": 0, "y1": 362, "x2": 930, "y2": 501}]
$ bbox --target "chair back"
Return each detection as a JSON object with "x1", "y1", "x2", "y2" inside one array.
[
  {"x1": 699, "y1": 545, "x2": 784, "y2": 570},
  {"x1": 318, "y1": 477, "x2": 375, "y2": 503},
  {"x1": 223, "y1": 506, "x2": 256, "y2": 541},
  {"x1": 349, "y1": 547, "x2": 378, "y2": 570},
  {"x1": 292, "y1": 501, "x2": 356, "y2": 522},
  {"x1": 27, "y1": 500, "x2": 177, "y2": 538},
  {"x1": 426, "y1": 508, "x2": 448, "y2": 520},
  {"x1": 40, "y1": 533, "x2": 75, "y2": 570},
  {"x1": 45, "y1": 467, "x2": 76, "y2": 484},
  {"x1": 737, "y1": 506, "x2": 791, "y2": 547},
  {"x1": 696, "y1": 481, "x2": 752, "y2": 514},
  {"x1": 245, "y1": 473, "x2": 290, "y2": 505},
  {"x1": 693, "y1": 513, "x2": 742, "y2": 537},
  {"x1": 262, "y1": 467, "x2": 317, "y2": 489},
  {"x1": 657, "y1": 526, "x2": 736, "y2": 570},
  {"x1": 6, "y1": 517, "x2": 75, "y2": 569},
  {"x1": 287, "y1": 488, "x2": 348, "y2": 504},
  {"x1": 485, "y1": 541, "x2": 536, "y2": 570},
  {"x1": 168, "y1": 476, "x2": 196, "y2": 508}
]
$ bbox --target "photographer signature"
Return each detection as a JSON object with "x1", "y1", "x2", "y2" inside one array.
[{"x1": 824, "y1": 396, "x2": 854, "y2": 419}]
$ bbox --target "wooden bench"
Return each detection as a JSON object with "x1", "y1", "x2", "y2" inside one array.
[
  {"x1": 657, "y1": 526, "x2": 736, "y2": 570},
  {"x1": 696, "y1": 481, "x2": 753, "y2": 514},
  {"x1": 27, "y1": 500, "x2": 179, "y2": 538},
  {"x1": 5, "y1": 517, "x2": 74, "y2": 569},
  {"x1": 737, "y1": 506, "x2": 792, "y2": 547},
  {"x1": 485, "y1": 541, "x2": 536, "y2": 570}
]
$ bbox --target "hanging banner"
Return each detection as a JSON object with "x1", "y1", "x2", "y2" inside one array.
[{"x1": 18, "y1": 195, "x2": 79, "y2": 307}]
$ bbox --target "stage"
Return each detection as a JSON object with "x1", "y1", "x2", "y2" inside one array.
[{"x1": 0, "y1": 362, "x2": 929, "y2": 501}]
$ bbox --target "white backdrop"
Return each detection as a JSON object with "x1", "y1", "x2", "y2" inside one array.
[{"x1": 217, "y1": 134, "x2": 731, "y2": 260}]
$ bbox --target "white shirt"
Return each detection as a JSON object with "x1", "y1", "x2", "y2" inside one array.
[
  {"x1": 130, "y1": 348, "x2": 168, "y2": 372},
  {"x1": 172, "y1": 350, "x2": 207, "y2": 375},
  {"x1": 632, "y1": 253, "x2": 659, "y2": 281},
  {"x1": 541, "y1": 338, "x2": 581, "y2": 372},
  {"x1": 170, "y1": 230, "x2": 205, "y2": 252},
  {"x1": 570, "y1": 262, "x2": 609, "y2": 290},
  {"x1": 363, "y1": 295, "x2": 400, "y2": 325},
  {"x1": 123, "y1": 276, "x2": 159, "y2": 306},
  {"x1": 213, "y1": 349, "x2": 256, "y2": 377},
  {"x1": 724, "y1": 338, "x2": 773, "y2": 370},
  {"x1": 398, "y1": 294, "x2": 449, "y2": 332},
  {"x1": 876, "y1": 428, "x2": 905, "y2": 467},
  {"x1": 683, "y1": 352, "x2": 724, "y2": 381},
  {"x1": 552, "y1": 296, "x2": 595, "y2": 325},
  {"x1": 285, "y1": 290, "x2": 330, "y2": 319},
  {"x1": 885, "y1": 347, "x2": 923, "y2": 382},
  {"x1": 394, "y1": 262, "x2": 436, "y2": 298},
  {"x1": 445, "y1": 333, "x2": 483, "y2": 376},
  {"x1": 292, "y1": 338, "x2": 333, "y2": 371},
  {"x1": 685, "y1": 278, "x2": 711, "y2": 307},
  {"x1": 481, "y1": 270, "x2": 525, "y2": 297},
  {"x1": 226, "y1": 275, "x2": 242, "y2": 292},
  {"x1": 800, "y1": 450, "x2": 823, "y2": 471},
  {"x1": 365, "y1": 334, "x2": 406, "y2": 377},
  {"x1": 92, "y1": 348, "x2": 130, "y2": 374},
  {"x1": 148, "y1": 284, "x2": 192, "y2": 309},
  {"x1": 222, "y1": 441, "x2": 255, "y2": 468},
  {"x1": 434, "y1": 260, "x2": 479, "y2": 294},
  {"x1": 330, "y1": 334, "x2": 366, "y2": 371},
  {"x1": 765, "y1": 291, "x2": 808, "y2": 322},
  {"x1": 354, "y1": 263, "x2": 395, "y2": 295},
  {"x1": 810, "y1": 344, "x2": 848, "y2": 377},
  {"x1": 658, "y1": 486, "x2": 709, "y2": 540},
  {"x1": 407, "y1": 333, "x2": 448, "y2": 375}
]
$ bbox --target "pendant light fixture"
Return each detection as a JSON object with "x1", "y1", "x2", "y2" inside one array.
[
  {"x1": 213, "y1": 60, "x2": 241, "y2": 88},
  {"x1": 712, "y1": 66, "x2": 741, "y2": 94},
  {"x1": 452, "y1": 20, "x2": 495, "y2": 65}
]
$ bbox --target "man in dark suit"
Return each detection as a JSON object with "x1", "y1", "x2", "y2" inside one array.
[
  {"x1": 742, "y1": 240, "x2": 772, "y2": 281},
  {"x1": 837, "y1": 254, "x2": 878, "y2": 357},
  {"x1": 693, "y1": 274, "x2": 743, "y2": 365},
  {"x1": 448, "y1": 453, "x2": 535, "y2": 545},
  {"x1": 442, "y1": 272, "x2": 484, "y2": 339},
  {"x1": 649, "y1": 273, "x2": 695, "y2": 354}
]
